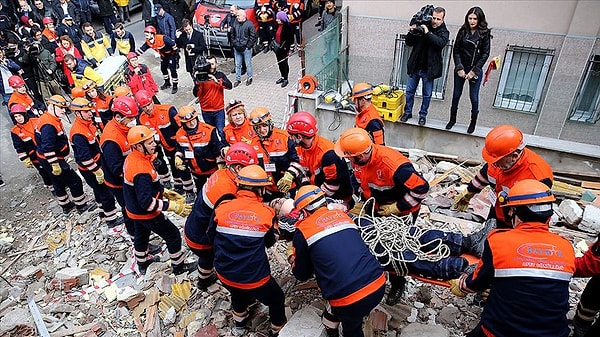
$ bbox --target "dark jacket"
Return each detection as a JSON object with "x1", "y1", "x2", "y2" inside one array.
[
  {"x1": 405, "y1": 22, "x2": 449, "y2": 80},
  {"x1": 159, "y1": 0, "x2": 190, "y2": 29},
  {"x1": 453, "y1": 27, "x2": 491, "y2": 76},
  {"x1": 56, "y1": 22, "x2": 82, "y2": 46},
  {"x1": 52, "y1": 0, "x2": 79, "y2": 25},
  {"x1": 141, "y1": 0, "x2": 153, "y2": 21},
  {"x1": 156, "y1": 12, "x2": 177, "y2": 40},
  {"x1": 34, "y1": 46, "x2": 58, "y2": 82},
  {"x1": 231, "y1": 19, "x2": 257, "y2": 52},
  {"x1": 96, "y1": 0, "x2": 114, "y2": 18},
  {"x1": 31, "y1": 1, "x2": 59, "y2": 26},
  {"x1": 275, "y1": 21, "x2": 294, "y2": 52},
  {"x1": 176, "y1": 29, "x2": 207, "y2": 73}
]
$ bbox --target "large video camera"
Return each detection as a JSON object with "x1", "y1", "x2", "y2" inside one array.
[
  {"x1": 193, "y1": 56, "x2": 211, "y2": 82},
  {"x1": 409, "y1": 4, "x2": 435, "y2": 36}
]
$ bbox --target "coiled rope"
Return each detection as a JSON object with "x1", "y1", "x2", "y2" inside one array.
[{"x1": 356, "y1": 198, "x2": 451, "y2": 276}]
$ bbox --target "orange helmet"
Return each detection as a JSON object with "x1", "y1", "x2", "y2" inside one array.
[
  {"x1": 71, "y1": 86, "x2": 85, "y2": 98},
  {"x1": 177, "y1": 106, "x2": 198, "y2": 123},
  {"x1": 334, "y1": 127, "x2": 373, "y2": 157},
  {"x1": 225, "y1": 142, "x2": 258, "y2": 166},
  {"x1": 47, "y1": 95, "x2": 69, "y2": 108},
  {"x1": 70, "y1": 97, "x2": 94, "y2": 111},
  {"x1": 482, "y1": 125, "x2": 525, "y2": 164},
  {"x1": 499, "y1": 179, "x2": 555, "y2": 208},
  {"x1": 127, "y1": 125, "x2": 156, "y2": 145},
  {"x1": 236, "y1": 165, "x2": 272, "y2": 186},
  {"x1": 350, "y1": 82, "x2": 373, "y2": 99},
  {"x1": 82, "y1": 80, "x2": 96, "y2": 92},
  {"x1": 226, "y1": 99, "x2": 245, "y2": 115},
  {"x1": 294, "y1": 185, "x2": 325, "y2": 211},
  {"x1": 286, "y1": 111, "x2": 318, "y2": 137},
  {"x1": 249, "y1": 107, "x2": 272, "y2": 125},
  {"x1": 113, "y1": 86, "x2": 132, "y2": 98}
]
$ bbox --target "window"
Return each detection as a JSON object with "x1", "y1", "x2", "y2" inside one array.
[
  {"x1": 568, "y1": 55, "x2": 600, "y2": 123},
  {"x1": 390, "y1": 34, "x2": 453, "y2": 100},
  {"x1": 493, "y1": 46, "x2": 554, "y2": 113}
]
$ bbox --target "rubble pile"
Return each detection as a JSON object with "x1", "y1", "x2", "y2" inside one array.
[{"x1": 0, "y1": 156, "x2": 598, "y2": 337}]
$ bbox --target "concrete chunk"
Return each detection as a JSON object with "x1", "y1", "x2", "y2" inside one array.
[
  {"x1": 55, "y1": 267, "x2": 89, "y2": 284},
  {"x1": 579, "y1": 205, "x2": 600, "y2": 234},
  {"x1": 558, "y1": 200, "x2": 583, "y2": 226},
  {"x1": 400, "y1": 323, "x2": 449, "y2": 337},
  {"x1": 279, "y1": 306, "x2": 325, "y2": 337}
]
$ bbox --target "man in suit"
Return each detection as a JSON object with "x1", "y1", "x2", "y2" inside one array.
[{"x1": 176, "y1": 18, "x2": 207, "y2": 79}]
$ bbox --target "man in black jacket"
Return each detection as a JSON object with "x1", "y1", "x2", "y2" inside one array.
[
  {"x1": 231, "y1": 9, "x2": 256, "y2": 87},
  {"x1": 52, "y1": 0, "x2": 79, "y2": 25},
  {"x1": 400, "y1": 6, "x2": 449, "y2": 126},
  {"x1": 176, "y1": 19, "x2": 207, "y2": 79}
]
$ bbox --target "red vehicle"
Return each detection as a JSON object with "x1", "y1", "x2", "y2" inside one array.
[{"x1": 193, "y1": 0, "x2": 318, "y2": 51}]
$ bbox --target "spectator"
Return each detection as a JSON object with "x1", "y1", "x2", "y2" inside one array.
[
  {"x1": 231, "y1": 9, "x2": 256, "y2": 87},
  {"x1": 31, "y1": 0, "x2": 58, "y2": 26},
  {"x1": 314, "y1": 0, "x2": 326, "y2": 27},
  {"x1": 176, "y1": 18, "x2": 207, "y2": 79},
  {"x1": 138, "y1": 25, "x2": 179, "y2": 94},
  {"x1": 71, "y1": 0, "x2": 91, "y2": 25},
  {"x1": 16, "y1": 0, "x2": 34, "y2": 23},
  {"x1": 255, "y1": 0, "x2": 275, "y2": 53},
  {"x1": 111, "y1": 23, "x2": 135, "y2": 55},
  {"x1": 160, "y1": 0, "x2": 190, "y2": 29},
  {"x1": 446, "y1": 6, "x2": 491, "y2": 134},
  {"x1": 56, "y1": 14, "x2": 82, "y2": 53},
  {"x1": 140, "y1": 0, "x2": 154, "y2": 27},
  {"x1": 52, "y1": 0, "x2": 79, "y2": 26},
  {"x1": 81, "y1": 22, "x2": 111, "y2": 67},
  {"x1": 193, "y1": 55, "x2": 231, "y2": 138},
  {"x1": 220, "y1": 4, "x2": 246, "y2": 74},
  {"x1": 114, "y1": 0, "x2": 130, "y2": 23},
  {"x1": 29, "y1": 34, "x2": 61, "y2": 99},
  {"x1": 124, "y1": 52, "x2": 159, "y2": 99},
  {"x1": 155, "y1": 4, "x2": 176, "y2": 40},
  {"x1": 0, "y1": 48, "x2": 21, "y2": 116},
  {"x1": 272, "y1": 11, "x2": 294, "y2": 88},
  {"x1": 0, "y1": 1, "x2": 17, "y2": 32},
  {"x1": 399, "y1": 6, "x2": 449, "y2": 126},
  {"x1": 55, "y1": 35, "x2": 82, "y2": 87},
  {"x1": 96, "y1": 0, "x2": 117, "y2": 33},
  {"x1": 64, "y1": 53, "x2": 103, "y2": 87},
  {"x1": 320, "y1": 0, "x2": 338, "y2": 31},
  {"x1": 41, "y1": 16, "x2": 58, "y2": 51},
  {"x1": 6, "y1": 36, "x2": 44, "y2": 102}
]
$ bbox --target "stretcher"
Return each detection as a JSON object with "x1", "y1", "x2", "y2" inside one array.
[
  {"x1": 409, "y1": 253, "x2": 479, "y2": 288},
  {"x1": 95, "y1": 55, "x2": 127, "y2": 94}
]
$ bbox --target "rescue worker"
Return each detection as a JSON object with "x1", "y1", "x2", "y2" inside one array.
[
  {"x1": 285, "y1": 111, "x2": 352, "y2": 204},
  {"x1": 35, "y1": 95, "x2": 94, "y2": 214},
  {"x1": 82, "y1": 80, "x2": 113, "y2": 131},
  {"x1": 9, "y1": 104, "x2": 54, "y2": 193},
  {"x1": 255, "y1": 0, "x2": 275, "y2": 53},
  {"x1": 223, "y1": 99, "x2": 255, "y2": 145},
  {"x1": 184, "y1": 142, "x2": 258, "y2": 290},
  {"x1": 71, "y1": 86, "x2": 85, "y2": 98},
  {"x1": 290, "y1": 185, "x2": 385, "y2": 337},
  {"x1": 249, "y1": 107, "x2": 300, "y2": 201},
  {"x1": 81, "y1": 22, "x2": 112, "y2": 67},
  {"x1": 449, "y1": 179, "x2": 575, "y2": 337},
  {"x1": 64, "y1": 54, "x2": 104, "y2": 88},
  {"x1": 209, "y1": 165, "x2": 286, "y2": 336},
  {"x1": 123, "y1": 125, "x2": 196, "y2": 275},
  {"x1": 334, "y1": 127, "x2": 429, "y2": 305},
  {"x1": 350, "y1": 82, "x2": 385, "y2": 145},
  {"x1": 285, "y1": 0, "x2": 304, "y2": 51},
  {"x1": 41, "y1": 17, "x2": 59, "y2": 51},
  {"x1": 124, "y1": 52, "x2": 159, "y2": 99},
  {"x1": 7, "y1": 75, "x2": 45, "y2": 120},
  {"x1": 113, "y1": 85, "x2": 133, "y2": 98},
  {"x1": 453, "y1": 125, "x2": 554, "y2": 229},
  {"x1": 69, "y1": 97, "x2": 122, "y2": 227},
  {"x1": 173, "y1": 105, "x2": 226, "y2": 193},
  {"x1": 137, "y1": 25, "x2": 179, "y2": 94},
  {"x1": 135, "y1": 89, "x2": 187, "y2": 193},
  {"x1": 572, "y1": 235, "x2": 600, "y2": 337}
]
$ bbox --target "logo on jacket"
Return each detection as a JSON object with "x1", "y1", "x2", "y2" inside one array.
[
  {"x1": 228, "y1": 210, "x2": 259, "y2": 224},
  {"x1": 376, "y1": 169, "x2": 384, "y2": 181},
  {"x1": 516, "y1": 243, "x2": 563, "y2": 260}
]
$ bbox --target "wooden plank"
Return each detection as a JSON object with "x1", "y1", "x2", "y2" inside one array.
[
  {"x1": 582, "y1": 181, "x2": 600, "y2": 190},
  {"x1": 49, "y1": 322, "x2": 101, "y2": 337}
]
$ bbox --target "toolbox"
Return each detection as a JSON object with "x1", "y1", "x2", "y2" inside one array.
[
  {"x1": 376, "y1": 105, "x2": 404, "y2": 122},
  {"x1": 371, "y1": 90, "x2": 405, "y2": 111}
]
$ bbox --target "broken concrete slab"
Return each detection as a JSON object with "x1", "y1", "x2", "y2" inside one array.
[
  {"x1": 278, "y1": 306, "x2": 325, "y2": 337},
  {"x1": 400, "y1": 323, "x2": 449, "y2": 337},
  {"x1": 579, "y1": 205, "x2": 600, "y2": 234},
  {"x1": 559, "y1": 200, "x2": 583, "y2": 226}
]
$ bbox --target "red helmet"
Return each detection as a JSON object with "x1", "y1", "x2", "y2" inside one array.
[
  {"x1": 134, "y1": 90, "x2": 153, "y2": 107},
  {"x1": 286, "y1": 111, "x2": 318, "y2": 137},
  {"x1": 225, "y1": 142, "x2": 258, "y2": 166},
  {"x1": 126, "y1": 52, "x2": 138, "y2": 61},
  {"x1": 112, "y1": 96, "x2": 139, "y2": 118},
  {"x1": 144, "y1": 26, "x2": 157, "y2": 34},
  {"x1": 8, "y1": 75, "x2": 25, "y2": 88},
  {"x1": 482, "y1": 125, "x2": 525, "y2": 163},
  {"x1": 42, "y1": 17, "x2": 53, "y2": 25},
  {"x1": 10, "y1": 103, "x2": 27, "y2": 115}
]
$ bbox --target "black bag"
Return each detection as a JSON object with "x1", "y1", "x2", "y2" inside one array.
[{"x1": 270, "y1": 40, "x2": 284, "y2": 53}]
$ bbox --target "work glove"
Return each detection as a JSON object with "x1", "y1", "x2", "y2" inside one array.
[
  {"x1": 349, "y1": 201, "x2": 365, "y2": 216},
  {"x1": 480, "y1": 288, "x2": 491, "y2": 302},
  {"x1": 167, "y1": 200, "x2": 192, "y2": 217},
  {"x1": 174, "y1": 156, "x2": 186, "y2": 171},
  {"x1": 163, "y1": 188, "x2": 186, "y2": 203},
  {"x1": 217, "y1": 162, "x2": 226, "y2": 170},
  {"x1": 286, "y1": 242, "x2": 295, "y2": 267},
  {"x1": 51, "y1": 163, "x2": 62, "y2": 176},
  {"x1": 240, "y1": 136, "x2": 252, "y2": 144},
  {"x1": 277, "y1": 171, "x2": 295, "y2": 193},
  {"x1": 22, "y1": 157, "x2": 34, "y2": 168},
  {"x1": 377, "y1": 203, "x2": 401, "y2": 217},
  {"x1": 448, "y1": 279, "x2": 467, "y2": 298},
  {"x1": 453, "y1": 189, "x2": 476, "y2": 212},
  {"x1": 93, "y1": 168, "x2": 105, "y2": 184},
  {"x1": 220, "y1": 146, "x2": 230, "y2": 158}
]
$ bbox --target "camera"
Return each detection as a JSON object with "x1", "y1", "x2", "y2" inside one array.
[
  {"x1": 28, "y1": 41, "x2": 42, "y2": 56},
  {"x1": 203, "y1": 14, "x2": 211, "y2": 26},
  {"x1": 193, "y1": 56, "x2": 211, "y2": 82},
  {"x1": 409, "y1": 4, "x2": 434, "y2": 36}
]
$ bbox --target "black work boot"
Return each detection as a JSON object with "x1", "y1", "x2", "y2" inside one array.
[
  {"x1": 160, "y1": 79, "x2": 171, "y2": 90},
  {"x1": 76, "y1": 202, "x2": 97, "y2": 214},
  {"x1": 462, "y1": 219, "x2": 497, "y2": 257},
  {"x1": 171, "y1": 82, "x2": 178, "y2": 94},
  {"x1": 138, "y1": 255, "x2": 161, "y2": 275},
  {"x1": 445, "y1": 111, "x2": 457, "y2": 130},
  {"x1": 572, "y1": 315, "x2": 593, "y2": 337},
  {"x1": 197, "y1": 271, "x2": 218, "y2": 290},
  {"x1": 325, "y1": 328, "x2": 340, "y2": 337},
  {"x1": 385, "y1": 274, "x2": 406, "y2": 306},
  {"x1": 62, "y1": 202, "x2": 76, "y2": 214},
  {"x1": 467, "y1": 112, "x2": 478, "y2": 134},
  {"x1": 172, "y1": 260, "x2": 198, "y2": 275}
]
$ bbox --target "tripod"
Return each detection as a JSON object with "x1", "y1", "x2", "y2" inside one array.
[{"x1": 203, "y1": 18, "x2": 227, "y2": 60}]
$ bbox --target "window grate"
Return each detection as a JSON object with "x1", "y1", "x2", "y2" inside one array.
[
  {"x1": 568, "y1": 55, "x2": 600, "y2": 124},
  {"x1": 493, "y1": 45, "x2": 554, "y2": 113}
]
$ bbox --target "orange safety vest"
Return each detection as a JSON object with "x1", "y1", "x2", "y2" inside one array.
[
  {"x1": 355, "y1": 104, "x2": 384, "y2": 145},
  {"x1": 174, "y1": 123, "x2": 219, "y2": 176},
  {"x1": 138, "y1": 104, "x2": 177, "y2": 152},
  {"x1": 223, "y1": 119, "x2": 255, "y2": 145}
]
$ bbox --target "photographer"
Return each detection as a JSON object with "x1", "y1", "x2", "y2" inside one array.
[
  {"x1": 176, "y1": 19, "x2": 207, "y2": 80},
  {"x1": 399, "y1": 5, "x2": 449, "y2": 126},
  {"x1": 193, "y1": 55, "x2": 232, "y2": 139},
  {"x1": 29, "y1": 29, "x2": 61, "y2": 99},
  {"x1": 7, "y1": 36, "x2": 44, "y2": 103}
]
